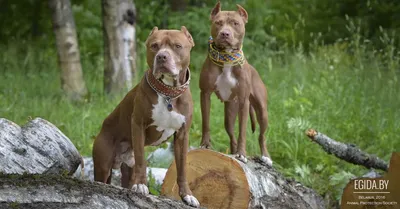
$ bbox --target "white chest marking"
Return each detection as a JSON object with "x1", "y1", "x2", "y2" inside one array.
[
  {"x1": 151, "y1": 95, "x2": 186, "y2": 145},
  {"x1": 215, "y1": 64, "x2": 238, "y2": 101}
]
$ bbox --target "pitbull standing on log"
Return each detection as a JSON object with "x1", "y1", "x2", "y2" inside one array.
[
  {"x1": 199, "y1": 2, "x2": 272, "y2": 166},
  {"x1": 92, "y1": 26, "x2": 199, "y2": 207}
]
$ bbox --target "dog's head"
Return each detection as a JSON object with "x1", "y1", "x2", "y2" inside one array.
[
  {"x1": 209, "y1": 1, "x2": 248, "y2": 51},
  {"x1": 146, "y1": 26, "x2": 195, "y2": 86}
]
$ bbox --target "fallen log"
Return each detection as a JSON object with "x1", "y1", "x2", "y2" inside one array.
[
  {"x1": 161, "y1": 149, "x2": 325, "y2": 209},
  {"x1": 0, "y1": 118, "x2": 82, "y2": 175},
  {"x1": 0, "y1": 174, "x2": 198, "y2": 209},
  {"x1": 306, "y1": 129, "x2": 389, "y2": 171}
]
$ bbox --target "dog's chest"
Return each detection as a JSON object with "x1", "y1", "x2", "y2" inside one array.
[
  {"x1": 215, "y1": 65, "x2": 238, "y2": 101},
  {"x1": 150, "y1": 95, "x2": 186, "y2": 145}
]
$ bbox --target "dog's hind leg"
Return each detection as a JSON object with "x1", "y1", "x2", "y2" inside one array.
[
  {"x1": 93, "y1": 131, "x2": 115, "y2": 184},
  {"x1": 121, "y1": 163, "x2": 134, "y2": 188},
  {"x1": 253, "y1": 100, "x2": 272, "y2": 166},
  {"x1": 106, "y1": 169, "x2": 112, "y2": 184},
  {"x1": 224, "y1": 101, "x2": 239, "y2": 154}
]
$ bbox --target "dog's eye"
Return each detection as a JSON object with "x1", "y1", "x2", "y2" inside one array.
[
  {"x1": 175, "y1": 44, "x2": 182, "y2": 49},
  {"x1": 215, "y1": 21, "x2": 223, "y2": 26},
  {"x1": 151, "y1": 43, "x2": 159, "y2": 50},
  {"x1": 233, "y1": 21, "x2": 240, "y2": 26}
]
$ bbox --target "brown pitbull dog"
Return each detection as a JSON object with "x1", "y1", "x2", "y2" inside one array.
[
  {"x1": 199, "y1": 2, "x2": 272, "y2": 166},
  {"x1": 93, "y1": 26, "x2": 200, "y2": 207}
]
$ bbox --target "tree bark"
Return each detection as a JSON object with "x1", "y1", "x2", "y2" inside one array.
[
  {"x1": 0, "y1": 118, "x2": 82, "y2": 175},
  {"x1": 49, "y1": 0, "x2": 88, "y2": 101},
  {"x1": 170, "y1": 0, "x2": 187, "y2": 12},
  {"x1": 161, "y1": 149, "x2": 325, "y2": 209},
  {"x1": 306, "y1": 129, "x2": 389, "y2": 171},
  {"x1": 0, "y1": 174, "x2": 198, "y2": 209},
  {"x1": 102, "y1": 0, "x2": 137, "y2": 96}
]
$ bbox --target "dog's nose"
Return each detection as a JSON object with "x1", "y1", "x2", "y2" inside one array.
[
  {"x1": 156, "y1": 51, "x2": 170, "y2": 63},
  {"x1": 220, "y1": 30, "x2": 231, "y2": 38}
]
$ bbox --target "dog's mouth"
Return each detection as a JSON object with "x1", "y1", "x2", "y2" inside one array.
[
  {"x1": 153, "y1": 69, "x2": 179, "y2": 86},
  {"x1": 215, "y1": 42, "x2": 240, "y2": 52},
  {"x1": 214, "y1": 39, "x2": 240, "y2": 52},
  {"x1": 154, "y1": 65, "x2": 177, "y2": 77}
]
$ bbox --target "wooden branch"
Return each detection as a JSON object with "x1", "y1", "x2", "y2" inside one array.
[
  {"x1": 0, "y1": 174, "x2": 197, "y2": 209},
  {"x1": 306, "y1": 129, "x2": 389, "y2": 171}
]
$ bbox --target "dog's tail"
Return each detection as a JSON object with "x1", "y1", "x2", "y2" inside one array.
[{"x1": 249, "y1": 105, "x2": 256, "y2": 133}]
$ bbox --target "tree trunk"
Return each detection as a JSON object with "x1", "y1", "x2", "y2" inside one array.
[
  {"x1": 161, "y1": 149, "x2": 325, "y2": 209},
  {"x1": 0, "y1": 174, "x2": 199, "y2": 209},
  {"x1": 102, "y1": 0, "x2": 137, "y2": 96},
  {"x1": 170, "y1": 0, "x2": 187, "y2": 12},
  {"x1": 0, "y1": 118, "x2": 82, "y2": 175},
  {"x1": 49, "y1": 0, "x2": 88, "y2": 101}
]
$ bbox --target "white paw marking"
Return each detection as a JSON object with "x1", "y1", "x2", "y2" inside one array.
[
  {"x1": 215, "y1": 64, "x2": 237, "y2": 101},
  {"x1": 132, "y1": 184, "x2": 149, "y2": 195},
  {"x1": 151, "y1": 95, "x2": 186, "y2": 146},
  {"x1": 236, "y1": 154, "x2": 248, "y2": 163},
  {"x1": 261, "y1": 156, "x2": 273, "y2": 166},
  {"x1": 183, "y1": 195, "x2": 200, "y2": 207}
]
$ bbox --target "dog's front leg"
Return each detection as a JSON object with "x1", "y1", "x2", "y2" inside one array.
[
  {"x1": 224, "y1": 101, "x2": 239, "y2": 154},
  {"x1": 130, "y1": 117, "x2": 148, "y2": 195},
  {"x1": 174, "y1": 125, "x2": 200, "y2": 207},
  {"x1": 200, "y1": 90, "x2": 212, "y2": 149}
]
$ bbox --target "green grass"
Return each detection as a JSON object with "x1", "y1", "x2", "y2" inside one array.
[{"x1": 1, "y1": 31, "x2": 399, "y2": 206}]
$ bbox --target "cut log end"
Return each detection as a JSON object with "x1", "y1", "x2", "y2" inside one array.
[
  {"x1": 162, "y1": 149, "x2": 324, "y2": 209},
  {"x1": 162, "y1": 149, "x2": 250, "y2": 209},
  {"x1": 306, "y1": 129, "x2": 317, "y2": 139}
]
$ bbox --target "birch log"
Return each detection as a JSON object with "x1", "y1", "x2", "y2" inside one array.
[
  {"x1": 306, "y1": 129, "x2": 389, "y2": 171},
  {"x1": 161, "y1": 149, "x2": 325, "y2": 209},
  {"x1": 49, "y1": 0, "x2": 88, "y2": 101},
  {"x1": 0, "y1": 174, "x2": 198, "y2": 209},
  {"x1": 0, "y1": 118, "x2": 82, "y2": 175}
]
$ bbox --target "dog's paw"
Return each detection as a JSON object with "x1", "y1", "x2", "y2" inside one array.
[
  {"x1": 200, "y1": 144, "x2": 211, "y2": 149},
  {"x1": 183, "y1": 195, "x2": 200, "y2": 208},
  {"x1": 261, "y1": 156, "x2": 273, "y2": 166},
  {"x1": 236, "y1": 154, "x2": 248, "y2": 163},
  {"x1": 132, "y1": 184, "x2": 149, "y2": 195},
  {"x1": 199, "y1": 142, "x2": 211, "y2": 149}
]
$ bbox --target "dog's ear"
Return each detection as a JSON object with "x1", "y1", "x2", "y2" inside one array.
[
  {"x1": 148, "y1": 26, "x2": 158, "y2": 36},
  {"x1": 210, "y1": 1, "x2": 221, "y2": 20},
  {"x1": 236, "y1": 4, "x2": 248, "y2": 23},
  {"x1": 145, "y1": 26, "x2": 158, "y2": 45},
  {"x1": 181, "y1": 26, "x2": 195, "y2": 47}
]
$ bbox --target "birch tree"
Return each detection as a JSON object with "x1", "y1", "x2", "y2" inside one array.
[
  {"x1": 102, "y1": 0, "x2": 136, "y2": 95},
  {"x1": 49, "y1": 0, "x2": 88, "y2": 101}
]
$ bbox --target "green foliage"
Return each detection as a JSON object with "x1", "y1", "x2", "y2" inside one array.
[
  {"x1": 147, "y1": 170, "x2": 161, "y2": 196},
  {"x1": 264, "y1": 0, "x2": 400, "y2": 49},
  {"x1": 72, "y1": 0, "x2": 103, "y2": 59}
]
